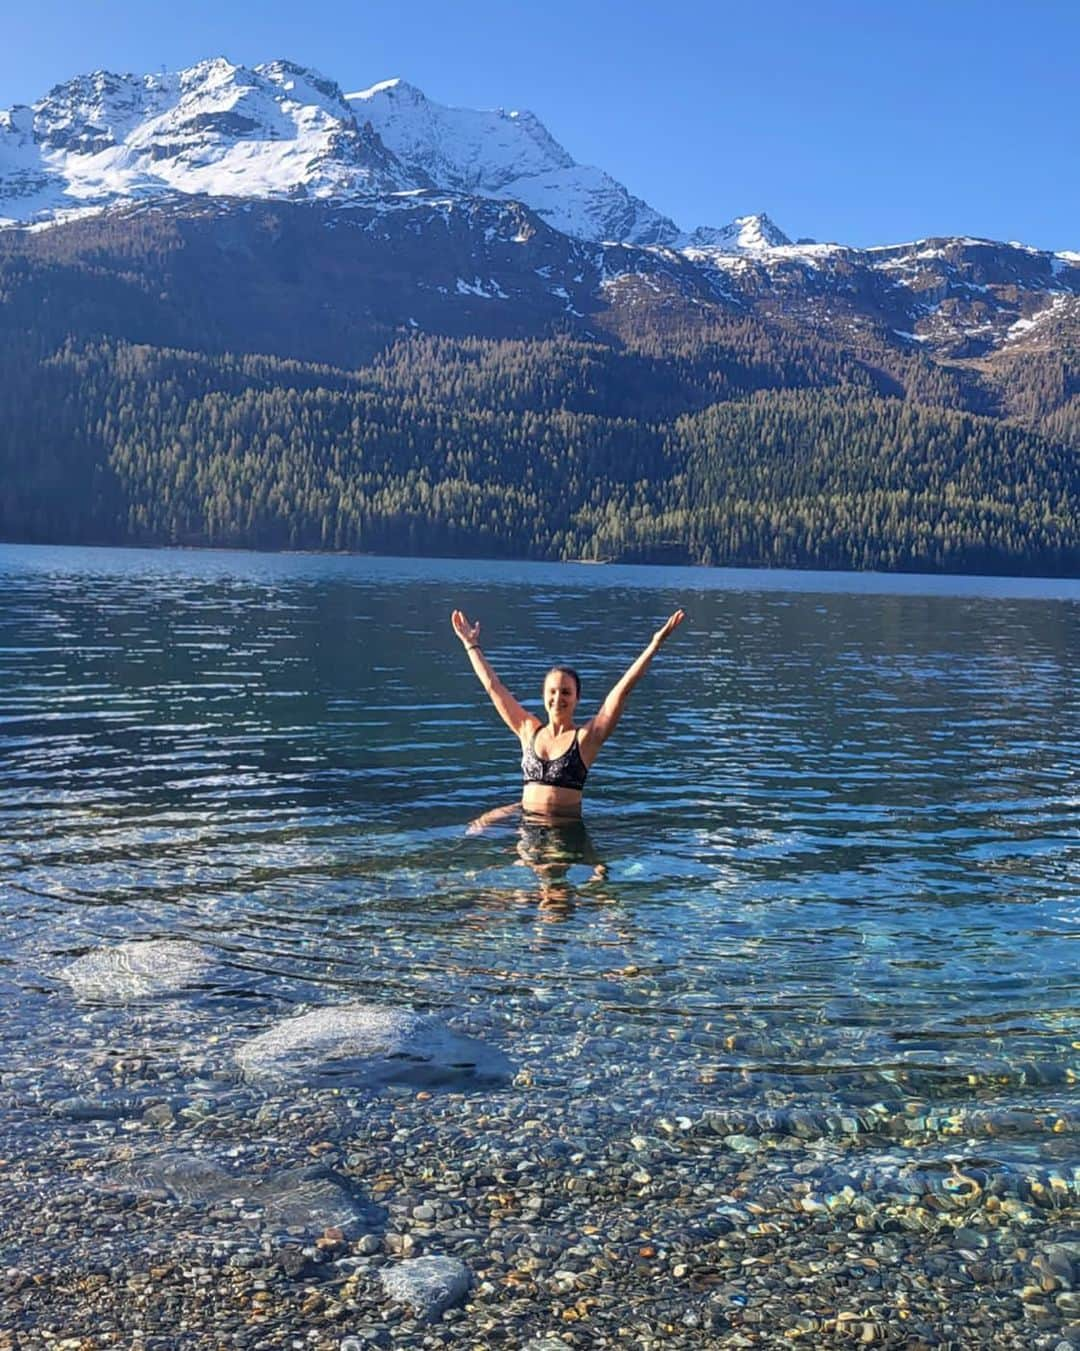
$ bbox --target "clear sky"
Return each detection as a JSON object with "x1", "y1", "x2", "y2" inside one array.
[{"x1": 4, "y1": 0, "x2": 1077, "y2": 251}]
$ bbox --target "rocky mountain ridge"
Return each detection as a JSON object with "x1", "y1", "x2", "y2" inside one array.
[{"x1": 0, "y1": 59, "x2": 415, "y2": 222}]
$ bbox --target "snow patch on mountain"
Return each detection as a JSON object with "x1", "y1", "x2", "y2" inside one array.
[
  {"x1": 455, "y1": 276, "x2": 509, "y2": 300},
  {"x1": 1005, "y1": 293, "x2": 1071, "y2": 342}
]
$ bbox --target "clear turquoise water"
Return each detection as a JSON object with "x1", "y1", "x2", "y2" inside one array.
[{"x1": 1, "y1": 544, "x2": 1077, "y2": 1177}]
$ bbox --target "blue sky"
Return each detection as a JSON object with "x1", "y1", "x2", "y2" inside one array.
[{"x1": 4, "y1": 0, "x2": 1077, "y2": 251}]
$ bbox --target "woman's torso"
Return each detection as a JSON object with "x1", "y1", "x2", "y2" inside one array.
[{"x1": 521, "y1": 723, "x2": 591, "y2": 817}]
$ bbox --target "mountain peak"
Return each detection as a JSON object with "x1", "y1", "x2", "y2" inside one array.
[
  {"x1": 687, "y1": 212, "x2": 792, "y2": 252},
  {"x1": 255, "y1": 59, "x2": 349, "y2": 108},
  {"x1": 349, "y1": 76, "x2": 424, "y2": 103},
  {"x1": 737, "y1": 212, "x2": 791, "y2": 248},
  {"x1": 180, "y1": 55, "x2": 241, "y2": 83}
]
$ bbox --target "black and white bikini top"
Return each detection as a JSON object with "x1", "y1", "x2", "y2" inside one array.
[{"x1": 521, "y1": 726, "x2": 589, "y2": 792}]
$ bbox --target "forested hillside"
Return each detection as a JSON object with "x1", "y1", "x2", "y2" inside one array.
[
  {"x1": 1, "y1": 201, "x2": 1077, "y2": 574},
  {"x1": 3, "y1": 330, "x2": 1076, "y2": 574}
]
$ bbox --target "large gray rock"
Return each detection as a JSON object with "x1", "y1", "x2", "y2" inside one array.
[
  {"x1": 379, "y1": 1255, "x2": 471, "y2": 1321},
  {"x1": 120, "y1": 1152, "x2": 375, "y2": 1236},
  {"x1": 235, "y1": 1003, "x2": 512, "y2": 1089},
  {"x1": 60, "y1": 939, "x2": 214, "y2": 1001}
]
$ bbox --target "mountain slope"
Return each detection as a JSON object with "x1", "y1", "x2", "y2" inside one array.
[
  {"x1": 0, "y1": 189, "x2": 1076, "y2": 441},
  {"x1": 347, "y1": 77, "x2": 681, "y2": 245}
]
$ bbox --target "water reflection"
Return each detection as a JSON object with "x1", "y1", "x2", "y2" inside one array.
[
  {"x1": 517, "y1": 814, "x2": 610, "y2": 911},
  {"x1": 469, "y1": 804, "x2": 611, "y2": 912}
]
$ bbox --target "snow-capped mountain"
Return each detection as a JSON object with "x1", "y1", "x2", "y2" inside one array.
[
  {"x1": 0, "y1": 57, "x2": 684, "y2": 244},
  {"x1": 346, "y1": 77, "x2": 680, "y2": 246},
  {"x1": 1, "y1": 55, "x2": 1078, "y2": 371},
  {"x1": 0, "y1": 58, "x2": 415, "y2": 225}
]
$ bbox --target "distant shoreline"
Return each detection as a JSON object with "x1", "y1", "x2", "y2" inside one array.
[{"x1": 3, "y1": 539, "x2": 1079, "y2": 599}]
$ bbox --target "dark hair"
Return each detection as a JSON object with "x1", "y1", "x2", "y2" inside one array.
[{"x1": 545, "y1": 666, "x2": 581, "y2": 697}]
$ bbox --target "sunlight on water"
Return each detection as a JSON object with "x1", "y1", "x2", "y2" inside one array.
[{"x1": 1, "y1": 545, "x2": 1077, "y2": 1312}]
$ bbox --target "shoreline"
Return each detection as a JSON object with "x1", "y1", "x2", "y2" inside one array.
[{"x1": 2, "y1": 539, "x2": 1079, "y2": 600}]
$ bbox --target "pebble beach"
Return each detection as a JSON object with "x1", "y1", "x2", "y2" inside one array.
[{"x1": 2, "y1": 966, "x2": 1077, "y2": 1350}]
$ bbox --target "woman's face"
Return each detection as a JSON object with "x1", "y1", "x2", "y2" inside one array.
[{"x1": 543, "y1": 669, "x2": 579, "y2": 721}]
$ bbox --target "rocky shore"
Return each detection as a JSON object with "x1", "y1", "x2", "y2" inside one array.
[
  {"x1": 2, "y1": 945, "x2": 1076, "y2": 1348},
  {"x1": 3, "y1": 1084, "x2": 1078, "y2": 1348}
]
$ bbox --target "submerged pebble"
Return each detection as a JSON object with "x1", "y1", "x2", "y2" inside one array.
[{"x1": 378, "y1": 1254, "x2": 471, "y2": 1321}]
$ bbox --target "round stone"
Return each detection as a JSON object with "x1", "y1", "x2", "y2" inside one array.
[
  {"x1": 235, "y1": 1002, "x2": 513, "y2": 1089},
  {"x1": 378, "y1": 1254, "x2": 471, "y2": 1321}
]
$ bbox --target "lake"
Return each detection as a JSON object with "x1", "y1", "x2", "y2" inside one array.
[{"x1": 1, "y1": 543, "x2": 1077, "y2": 1344}]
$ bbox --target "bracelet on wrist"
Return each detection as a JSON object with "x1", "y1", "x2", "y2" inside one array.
[{"x1": 466, "y1": 643, "x2": 481, "y2": 653}]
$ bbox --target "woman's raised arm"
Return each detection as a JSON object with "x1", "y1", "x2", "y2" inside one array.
[
  {"x1": 580, "y1": 610, "x2": 685, "y2": 757},
  {"x1": 451, "y1": 609, "x2": 539, "y2": 739}
]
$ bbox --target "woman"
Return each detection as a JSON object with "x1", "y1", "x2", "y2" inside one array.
[{"x1": 451, "y1": 607, "x2": 685, "y2": 818}]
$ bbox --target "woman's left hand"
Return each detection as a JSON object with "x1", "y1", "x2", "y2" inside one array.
[{"x1": 652, "y1": 610, "x2": 685, "y2": 647}]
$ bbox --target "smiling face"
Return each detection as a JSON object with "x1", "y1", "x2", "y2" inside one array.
[{"x1": 543, "y1": 667, "x2": 580, "y2": 723}]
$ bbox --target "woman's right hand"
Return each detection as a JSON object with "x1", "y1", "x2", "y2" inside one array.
[{"x1": 451, "y1": 609, "x2": 481, "y2": 646}]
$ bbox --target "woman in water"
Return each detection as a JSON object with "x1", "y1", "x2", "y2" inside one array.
[{"x1": 451, "y1": 608, "x2": 685, "y2": 819}]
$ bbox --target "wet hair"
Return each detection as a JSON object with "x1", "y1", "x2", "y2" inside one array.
[{"x1": 544, "y1": 666, "x2": 581, "y2": 697}]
